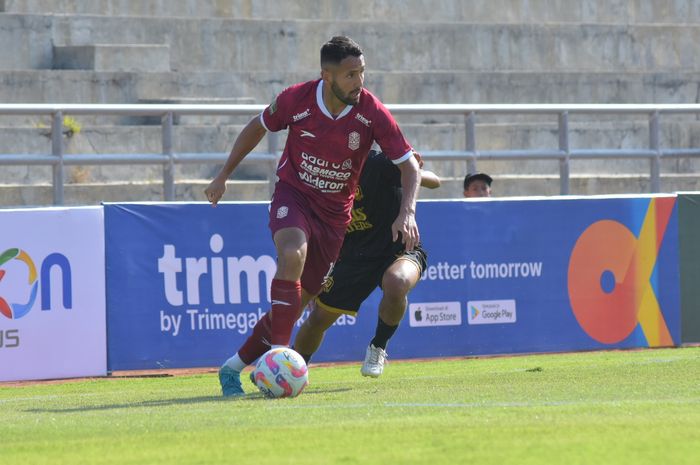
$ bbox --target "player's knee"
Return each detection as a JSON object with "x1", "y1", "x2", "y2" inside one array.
[
  {"x1": 276, "y1": 245, "x2": 306, "y2": 268},
  {"x1": 382, "y1": 272, "x2": 413, "y2": 299}
]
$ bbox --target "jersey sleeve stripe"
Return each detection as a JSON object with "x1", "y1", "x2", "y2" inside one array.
[
  {"x1": 391, "y1": 149, "x2": 414, "y2": 165},
  {"x1": 259, "y1": 112, "x2": 270, "y2": 132}
]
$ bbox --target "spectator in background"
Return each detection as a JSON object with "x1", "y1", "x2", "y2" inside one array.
[{"x1": 463, "y1": 172, "x2": 492, "y2": 198}]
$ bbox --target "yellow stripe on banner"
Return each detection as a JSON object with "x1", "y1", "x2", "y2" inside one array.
[
  {"x1": 637, "y1": 281, "x2": 674, "y2": 347},
  {"x1": 635, "y1": 199, "x2": 673, "y2": 347},
  {"x1": 17, "y1": 250, "x2": 37, "y2": 283}
]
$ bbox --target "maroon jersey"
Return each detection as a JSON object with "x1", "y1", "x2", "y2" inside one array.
[{"x1": 260, "y1": 79, "x2": 412, "y2": 227}]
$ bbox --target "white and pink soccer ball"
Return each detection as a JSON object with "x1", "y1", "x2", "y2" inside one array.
[{"x1": 251, "y1": 347, "x2": 309, "y2": 398}]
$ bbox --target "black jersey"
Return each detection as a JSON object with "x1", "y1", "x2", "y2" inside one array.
[{"x1": 339, "y1": 150, "x2": 404, "y2": 259}]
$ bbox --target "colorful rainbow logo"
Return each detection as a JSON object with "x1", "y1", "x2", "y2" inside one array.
[
  {"x1": 567, "y1": 198, "x2": 675, "y2": 347},
  {"x1": 470, "y1": 305, "x2": 480, "y2": 319},
  {"x1": 0, "y1": 248, "x2": 39, "y2": 319}
]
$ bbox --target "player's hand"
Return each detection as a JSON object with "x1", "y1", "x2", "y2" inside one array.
[
  {"x1": 392, "y1": 212, "x2": 419, "y2": 251},
  {"x1": 204, "y1": 176, "x2": 227, "y2": 206}
]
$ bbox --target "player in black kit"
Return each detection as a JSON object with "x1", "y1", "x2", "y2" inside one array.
[{"x1": 292, "y1": 150, "x2": 440, "y2": 377}]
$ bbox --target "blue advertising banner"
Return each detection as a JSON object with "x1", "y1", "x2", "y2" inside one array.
[
  {"x1": 105, "y1": 202, "x2": 277, "y2": 370},
  {"x1": 336, "y1": 195, "x2": 681, "y2": 363},
  {"x1": 105, "y1": 196, "x2": 681, "y2": 370}
]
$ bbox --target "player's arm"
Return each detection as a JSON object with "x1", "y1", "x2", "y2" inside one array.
[
  {"x1": 420, "y1": 170, "x2": 441, "y2": 189},
  {"x1": 411, "y1": 150, "x2": 440, "y2": 189},
  {"x1": 392, "y1": 154, "x2": 421, "y2": 251},
  {"x1": 205, "y1": 116, "x2": 267, "y2": 206}
]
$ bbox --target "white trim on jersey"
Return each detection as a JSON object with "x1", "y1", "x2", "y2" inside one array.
[
  {"x1": 392, "y1": 149, "x2": 414, "y2": 165},
  {"x1": 316, "y1": 80, "x2": 353, "y2": 120},
  {"x1": 259, "y1": 111, "x2": 270, "y2": 131}
]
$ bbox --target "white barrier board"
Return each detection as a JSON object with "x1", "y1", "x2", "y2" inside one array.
[{"x1": 0, "y1": 207, "x2": 106, "y2": 382}]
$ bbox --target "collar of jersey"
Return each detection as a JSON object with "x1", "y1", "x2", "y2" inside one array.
[{"x1": 316, "y1": 79, "x2": 353, "y2": 120}]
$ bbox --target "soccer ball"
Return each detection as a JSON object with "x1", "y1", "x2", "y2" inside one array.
[{"x1": 251, "y1": 347, "x2": 309, "y2": 398}]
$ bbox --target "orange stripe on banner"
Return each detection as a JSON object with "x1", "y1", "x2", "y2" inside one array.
[{"x1": 653, "y1": 197, "x2": 676, "y2": 252}]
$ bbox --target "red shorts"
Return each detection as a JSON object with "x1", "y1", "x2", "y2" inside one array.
[{"x1": 268, "y1": 182, "x2": 347, "y2": 296}]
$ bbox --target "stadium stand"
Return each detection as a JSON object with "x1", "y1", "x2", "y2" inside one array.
[{"x1": 1, "y1": 0, "x2": 699, "y2": 205}]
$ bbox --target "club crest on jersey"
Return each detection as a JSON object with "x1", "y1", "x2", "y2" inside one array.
[
  {"x1": 276, "y1": 206, "x2": 289, "y2": 219},
  {"x1": 348, "y1": 132, "x2": 360, "y2": 150}
]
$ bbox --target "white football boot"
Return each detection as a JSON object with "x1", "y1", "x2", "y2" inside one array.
[{"x1": 361, "y1": 344, "x2": 387, "y2": 378}]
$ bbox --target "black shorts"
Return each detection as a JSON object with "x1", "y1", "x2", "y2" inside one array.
[{"x1": 315, "y1": 245, "x2": 428, "y2": 315}]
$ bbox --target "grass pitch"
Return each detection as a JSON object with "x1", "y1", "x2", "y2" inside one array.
[{"x1": 1, "y1": 347, "x2": 699, "y2": 465}]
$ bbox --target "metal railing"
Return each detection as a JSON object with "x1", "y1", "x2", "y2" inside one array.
[{"x1": 2, "y1": 103, "x2": 700, "y2": 205}]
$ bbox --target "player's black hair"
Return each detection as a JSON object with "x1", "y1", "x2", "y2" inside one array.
[
  {"x1": 464, "y1": 173, "x2": 493, "y2": 190},
  {"x1": 321, "y1": 36, "x2": 363, "y2": 67}
]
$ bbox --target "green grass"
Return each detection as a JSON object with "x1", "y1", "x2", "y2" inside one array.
[{"x1": 1, "y1": 347, "x2": 699, "y2": 465}]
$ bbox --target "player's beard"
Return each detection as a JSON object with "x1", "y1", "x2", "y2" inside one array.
[{"x1": 331, "y1": 81, "x2": 361, "y2": 106}]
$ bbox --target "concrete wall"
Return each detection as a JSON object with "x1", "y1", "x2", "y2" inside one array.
[
  {"x1": 3, "y1": 0, "x2": 700, "y2": 23},
  {"x1": 3, "y1": 14, "x2": 700, "y2": 72}
]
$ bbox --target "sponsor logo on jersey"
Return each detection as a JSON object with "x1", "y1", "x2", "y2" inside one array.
[
  {"x1": 300, "y1": 130, "x2": 316, "y2": 138},
  {"x1": 293, "y1": 109, "x2": 311, "y2": 122},
  {"x1": 355, "y1": 113, "x2": 371, "y2": 127},
  {"x1": 346, "y1": 207, "x2": 372, "y2": 233}
]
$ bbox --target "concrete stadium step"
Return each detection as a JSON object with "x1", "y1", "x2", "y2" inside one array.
[
  {"x1": 2, "y1": 0, "x2": 699, "y2": 24},
  {"x1": 1, "y1": 70, "x2": 698, "y2": 109},
  {"x1": 53, "y1": 44, "x2": 170, "y2": 72},
  {"x1": 2, "y1": 14, "x2": 700, "y2": 72},
  {"x1": 2, "y1": 173, "x2": 699, "y2": 208}
]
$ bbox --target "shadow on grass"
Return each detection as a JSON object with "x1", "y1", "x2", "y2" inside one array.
[{"x1": 24, "y1": 387, "x2": 352, "y2": 413}]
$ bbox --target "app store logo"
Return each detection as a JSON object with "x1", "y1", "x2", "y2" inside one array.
[
  {"x1": 468, "y1": 300, "x2": 517, "y2": 325},
  {"x1": 409, "y1": 302, "x2": 461, "y2": 328}
]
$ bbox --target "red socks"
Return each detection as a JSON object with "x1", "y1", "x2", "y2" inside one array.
[
  {"x1": 269, "y1": 278, "x2": 302, "y2": 346},
  {"x1": 237, "y1": 279, "x2": 301, "y2": 364},
  {"x1": 238, "y1": 312, "x2": 272, "y2": 365}
]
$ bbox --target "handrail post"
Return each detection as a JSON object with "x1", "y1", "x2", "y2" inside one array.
[
  {"x1": 267, "y1": 130, "x2": 279, "y2": 197},
  {"x1": 51, "y1": 111, "x2": 64, "y2": 205},
  {"x1": 649, "y1": 111, "x2": 661, "y2": 193},
  {"x1": 558, "y1": 111, "x2": 570, "y2": 195},
  {"x1": 465, "y1": 111, "x2": 477, "y2": 174},
  {"x1": 162, "y1": 112, "x2": 175, "y2": 201}
]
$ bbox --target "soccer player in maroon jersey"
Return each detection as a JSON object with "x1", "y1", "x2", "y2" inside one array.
[{"x1": 205, "y1": 36, "x2": 421, "y2": 396}]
